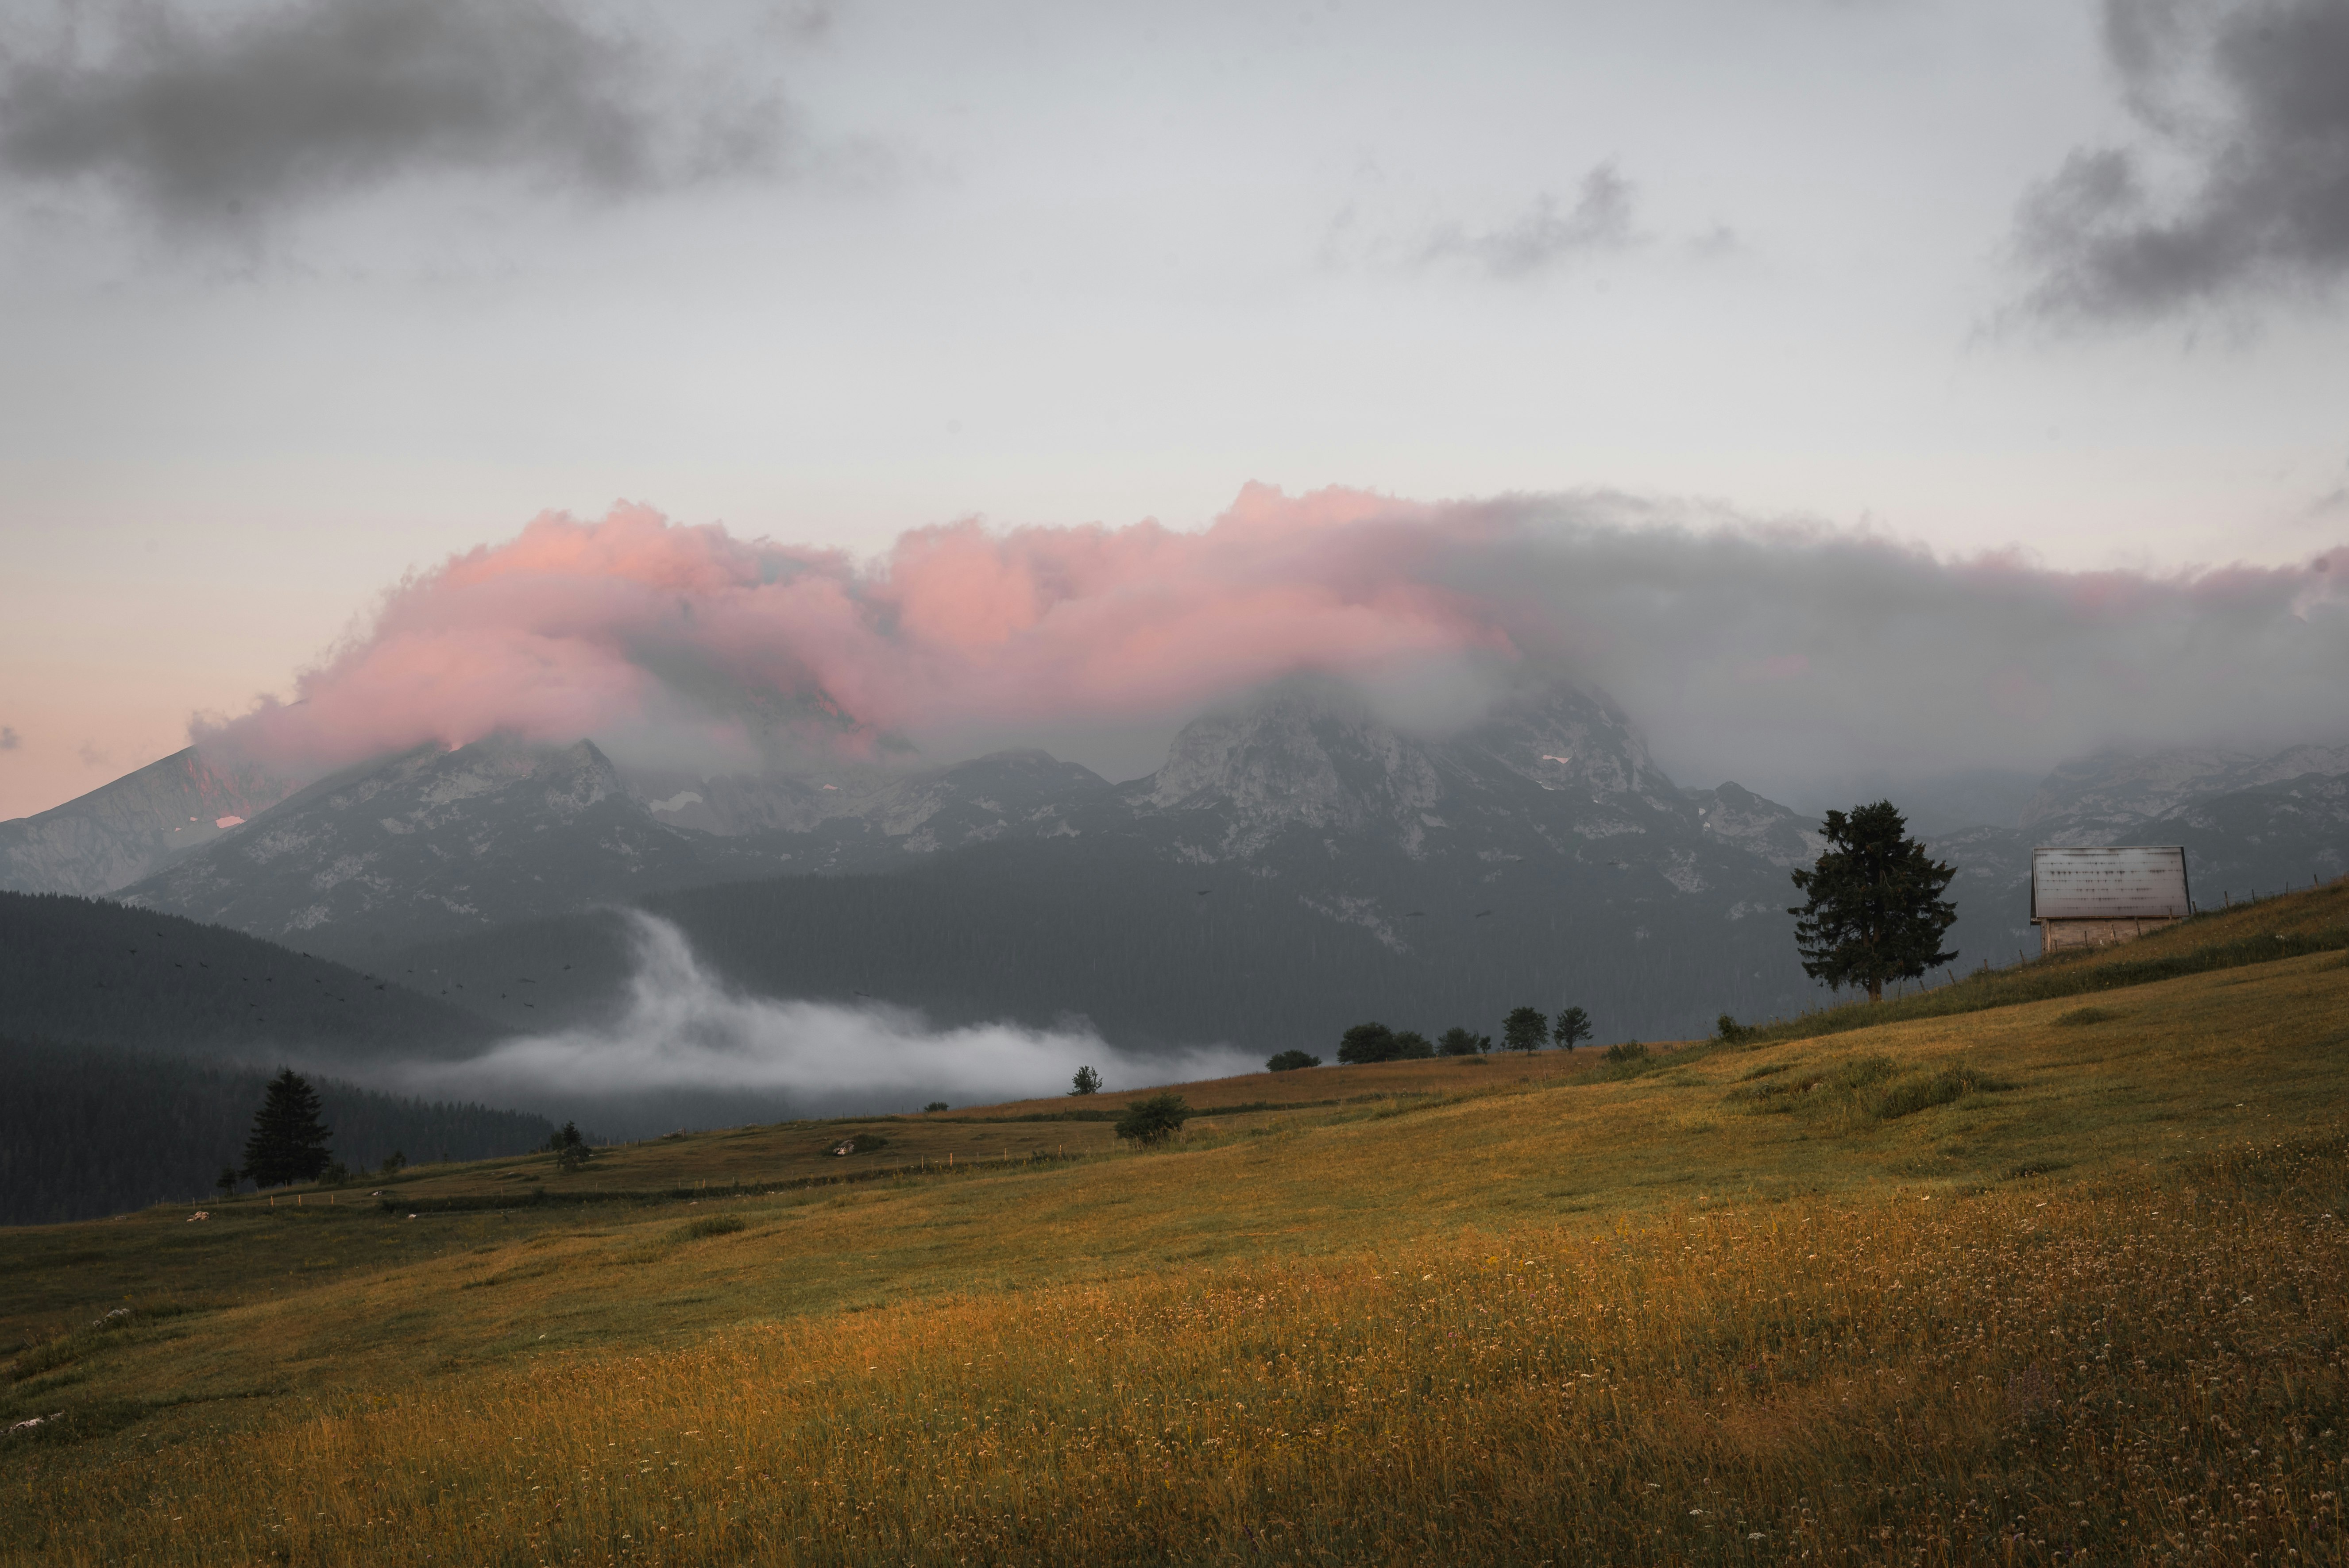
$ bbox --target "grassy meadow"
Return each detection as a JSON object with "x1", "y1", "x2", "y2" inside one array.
[{"x1": 6, "y1": 884, "x2": 2349, "y2": 1563}]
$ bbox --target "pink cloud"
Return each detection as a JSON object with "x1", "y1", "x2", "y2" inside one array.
[
  {"x1": 197, "y1": 487, "x2": 1511, "y2": 776},
  {"x1": 189, "y1": 484, "x2": 2349, "y2": 792}
]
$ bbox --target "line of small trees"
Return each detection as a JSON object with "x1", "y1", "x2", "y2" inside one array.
[
  {"x1": 1267, "y1": 799, "x2": 1963, "y2": 1074},
  {"x1": 1263, "y1": 1004, "x2": 1595, "y2": 1071}
]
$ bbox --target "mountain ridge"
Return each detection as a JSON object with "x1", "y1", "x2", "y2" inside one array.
[
  {"x1": 0, "y1": 747, "x2": 288, "y2": 897},
  {"x1": 13, "y1": 693, "x2": 2345, "y2": 1043}
]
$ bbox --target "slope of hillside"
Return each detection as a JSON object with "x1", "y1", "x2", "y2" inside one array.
[
  {"x1": 0, "y1": 892, "x2": 503, "y2": 1063},
  {"x1": 6, "y1": 884, "x2": 2348, "y2": 1562}
]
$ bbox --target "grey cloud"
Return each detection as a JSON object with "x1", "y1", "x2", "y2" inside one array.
[
  {"x1": 2016, "y1": 0, "x2": 2349, "y2": 321},
  {"x1": 1413, "y1": 497, "x2": 2349, "y2": 806},
  {"x1": 76, "y1": 740, "x2": 108, "y2": 767},
  {"x1": 0, "y1": 726, "x2": 19, "y2": 751},
  {"x1": 1420, "y1": 163, "x2": 1637, "y2": 277},
  {"x1": 0, "y1": 0, "x2": 792, "y2": 225},
  {"x1": 879, "y1": 494, "x2": 2349, "y2": 810}
]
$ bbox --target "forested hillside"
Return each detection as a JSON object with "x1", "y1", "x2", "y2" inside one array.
[
  {"x1": 0, "y1": 1036, "x2": 556, "y2": 1225},
  {"x1": 0, "y1": 892, "x2": 502, "y2": 1064}
]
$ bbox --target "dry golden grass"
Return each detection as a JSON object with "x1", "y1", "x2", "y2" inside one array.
[
  {"x1": 11, "y1": 1143, "x2": 2347, "y2": 1564},
  {"x1": 8, "y1": 882, "x2": 2349, "y2": 1564}
]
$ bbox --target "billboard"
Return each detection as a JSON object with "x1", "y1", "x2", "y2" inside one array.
[{"x1": 2030, "y1": 846, "x2": 2191, "y2": 922}]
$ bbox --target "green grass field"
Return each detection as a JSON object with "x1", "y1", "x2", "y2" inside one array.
[{"x1": 7, "y1": 881, "x2": 2349, "y2": 1564}]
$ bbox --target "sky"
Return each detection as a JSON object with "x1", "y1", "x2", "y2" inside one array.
[{"x1": 3, "y1": 0, "x2": 2346, "y2": 819}]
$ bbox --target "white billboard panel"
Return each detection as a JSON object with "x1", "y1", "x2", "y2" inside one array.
[{"x1": 2030, "y1": 846, "x2": 2191, "y2": 921}]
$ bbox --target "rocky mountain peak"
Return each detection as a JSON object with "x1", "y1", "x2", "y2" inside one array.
[
  {"x1": 2019, "y1": 742, "x2": 2349, "y2": 834},
  {"x1": 1684, "y1": 781, "x2": 1825, "y2": 869},
  {"x1": 1124, "y1": 676, "x2": 1687, "y2": 862},
  {"x1": 117, "y1": 735, "x2": 709, "y2": 959},
  {"x1": 0, "y1": 746, "x2": 290, "y2": 897},
  {"x1": 1443, "y1": 684, "x2": 1680, "y2": 807},
  {"x1": 1137, "y1": 682, "x2": 1444, "y2": 832}
]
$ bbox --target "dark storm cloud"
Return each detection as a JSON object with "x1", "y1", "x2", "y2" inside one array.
[
  {"x1": 0, "y1": 0, "x2": 791, "y2": 224},
  {"x1": 2016, "y1": 0, "x2": 2349, "y2": 321},
  {"x1": 1420, "y1": 164, "x2": 1637, "y2": 278}
]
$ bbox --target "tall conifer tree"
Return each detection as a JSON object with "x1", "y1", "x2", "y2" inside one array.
[
  {"x1": 242, "y1": 1068, "x2": 333, "y2": 1187},
  {"x1": 1787, "y1": 801, "x2": 1959, "y2": 1003}
]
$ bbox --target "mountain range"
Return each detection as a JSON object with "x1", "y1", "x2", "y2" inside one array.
[{"x1": 4, "y1": 680, "x2": 2340, "y2": 1062}]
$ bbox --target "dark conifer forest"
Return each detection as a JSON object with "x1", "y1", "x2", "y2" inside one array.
[
  {"x1": 0, "y1": 892, "x2": 501, "y2": 1063},
  {"x1": 0, "y1": 1036, "x2": 555, "y2": 1226}
]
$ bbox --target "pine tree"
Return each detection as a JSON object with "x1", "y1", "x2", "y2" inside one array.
[
  {"x1": 1787, "y1": 800, "x2": 1959, "y2": 1003},
  {"x1": 241, "y1": 1068, "x2": 333, "y2": 1188},
  {"x1": 1553, "y1": 1006, "x2": 1593, "y2": 1050}
]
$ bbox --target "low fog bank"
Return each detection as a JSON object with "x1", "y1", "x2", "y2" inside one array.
[{"x1": 371, "y1": 913, "x2": 1257, "y2": 1138}]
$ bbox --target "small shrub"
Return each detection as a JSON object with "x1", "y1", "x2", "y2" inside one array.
[
  {"x1": 923, "y1": 1102, "x2": 949, "y2": 1113},
  {"x1": 820, "y1": 1132, "x2": 890, "y2": 1156},
  {"x1": 1714, "y1": 1014, "x2": 1755, "y2": 1045},
  {"x1": 1114, "y1": 1093, "x2": 1193, "y2": 1147},
  {"x1": 1265, "y1": 1050, "x2": 1321, "y2": 1073},
  {"x1": 1726, "y1": 1080, "x2": 1808, "y2": 1112},
  {"x1": 2055, "y1": 1006, "x2": 2123, "y2": 1027},
  {"x1": 1594, "y1": 1040, "x2": 1657, "y2": 1081},
  {"x1": 680, "y1": 1215, "x2": 747, "y2": 1240},
  {"x1": 1824, "y1": 1055, "x2": 1896, "y2": 1095},
  {"x1": 1878, "y1": 1066, "x2": 2015, "y2": 1120}
]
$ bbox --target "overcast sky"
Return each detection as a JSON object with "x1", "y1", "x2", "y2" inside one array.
[{"x1": 3, "y1": 0, "x2": 2346, "y2": 818}]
